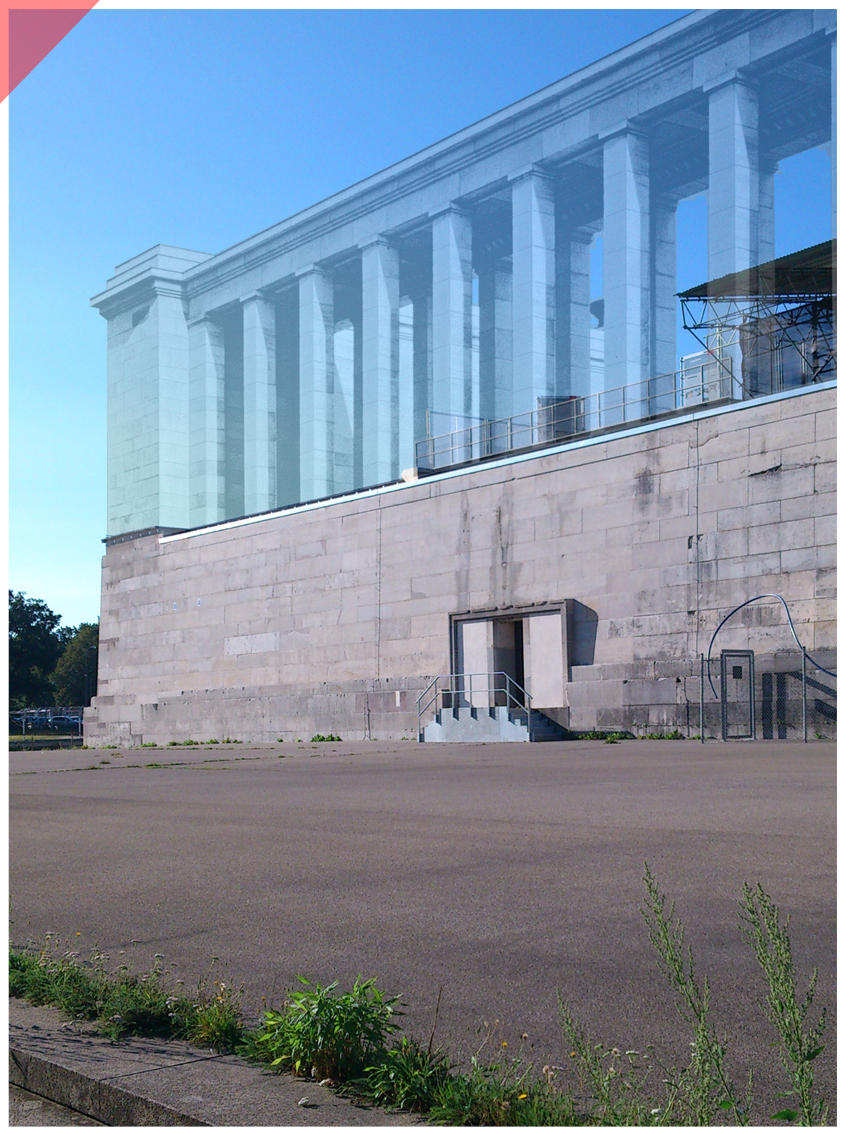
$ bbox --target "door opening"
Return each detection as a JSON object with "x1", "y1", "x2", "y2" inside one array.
[{"x1": 492, "y1": 619, "x2": 524, "y2": 705}]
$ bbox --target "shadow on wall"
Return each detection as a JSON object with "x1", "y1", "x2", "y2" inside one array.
[
  {"x1": 570, "y1": 601, "x2": 599, "y2": 667},
  {"x1": 761, "y1": 668, "x2": 837, "y2": 739}
]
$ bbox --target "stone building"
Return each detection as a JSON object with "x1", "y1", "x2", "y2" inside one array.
[{"x1": 86, "y1": 9, "x2": 837, "y2": 744}]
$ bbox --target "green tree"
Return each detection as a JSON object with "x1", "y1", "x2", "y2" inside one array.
[
  {"x1": 8, "y1": 591, "x2": 69, "y2": 708},
  {"x1": 52, "y1": 622, "x2": 100, "y2": 707}
]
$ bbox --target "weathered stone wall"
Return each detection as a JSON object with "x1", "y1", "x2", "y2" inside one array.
[{"x1": 86, "y1": 385, "x2": 837, "y2": 744}]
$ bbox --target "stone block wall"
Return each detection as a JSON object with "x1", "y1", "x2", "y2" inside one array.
[{"x1": 86, "y1": 385, "x2": 837, "y2": 744}]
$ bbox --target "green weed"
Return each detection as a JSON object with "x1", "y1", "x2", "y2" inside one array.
[
  {"x1": 739, "y1": 883, "x2": 829, "y2": 1124},
  {"x1": 248, "y1": 976, "x2": 400, "y2": 1080},
  {"x1": 639, "y1": 865, "x2": 750, "y2": 1124},
  {"x1": 361, "y1": 1036, "x2": 452, "y2": 1113},
  {"x1": 310, "y1": 733, "x2": 342, "y2": 742},
  {"x1": 9, "y1": 939, "x2": 243, "y2": 1051}
]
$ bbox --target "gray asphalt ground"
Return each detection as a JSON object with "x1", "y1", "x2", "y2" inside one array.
[{"x1": 9, "y1": 739, "x2": 837, "y2": 1123}]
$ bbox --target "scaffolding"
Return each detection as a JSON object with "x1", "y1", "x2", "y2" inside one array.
[{"x1": 679, "y1": 239, "x2": 836, "y2": 396}]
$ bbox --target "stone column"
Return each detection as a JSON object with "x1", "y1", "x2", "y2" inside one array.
[
  {"x1": 651, "y1": 195, "x2": 678, "y2": 382},
  {"x1": 603, "y1": 126, "x2": 651, "y2": 394},
  {"x1": 431, "y1": 205, "x2": 473, "y2": 422},
  {"x1": 298, "y1": 267, "x2": 335, "y2": 501},
  {"x1": 477, "y1": 258, "x2": 513, "y2": 421},
  {"x1": 242, "y1": 294, "x2": 276, "y2": 515},
  {"x1": 511, "y1": 167, "x2": 555, "y2": 415},
  {"x1": 361, "y1": 237, "x2": 399, "y2": 486},
  {"x1": 275, "y1": 290, "x2": 301, "y2": 508},
  {"x1": 155, "y1": 291, "x2": 192, "y2": 529},
  {"x1": 188, "y1": 315, "x2": 225, "y2": 527},
  {"x1": 707, "y1": 76, "x2": 760, "y2": 280},
  {"x1": 411, "y1": 282, "x2": 432, "y2": 453},
  {"x1": 555, "y1": 223, "x2": 593, "y2": 398},
  {"x1": 758, "y1": 164, "x2": 776, "y2": 269}
]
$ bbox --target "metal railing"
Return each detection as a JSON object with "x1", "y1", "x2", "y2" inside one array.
[
  {"x1": 9, "y1": 706, "x2": 86, "y2": 748},
  {"x1": 416, "y1": 671, "x2": 532, "y2": 741},
  {"x1": 416, "y1": 361, "x2": 733, "y2": 472}
]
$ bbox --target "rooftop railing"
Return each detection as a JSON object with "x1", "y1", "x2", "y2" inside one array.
[
  {"x1": 416, "y1": 358, "x2": 733, "y2": 473},
  {"x1": 415, "y1": 332, "x2": 835, "y2": 475}
]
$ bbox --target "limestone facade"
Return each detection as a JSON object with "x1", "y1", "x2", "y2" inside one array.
[{"x1": 86, "y1": 384, "x2": 836, "y2": 744}]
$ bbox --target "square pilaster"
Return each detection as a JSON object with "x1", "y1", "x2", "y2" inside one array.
[
  {"x1": 707, "y1": 76, "x2": 760, "y2": 279},
  {"x1": 299, "y1": 267, "x2": 335, "y2": 501},
  {"x1": 188, "y1": 315, "x2": 225, "y2": 527},
  {"x1": 361, "y1": 238, "x2": 399, "y2": 486},
  {"x1": 603, "y1": 127, "x2": 651, "y2": 392},
  {"x1": 431, "y1": 206, "x2": 473, "y2": 421},
  {"x1": 242, "y1": 295, "x2": 277, "y2": 516},
  {"x1": 511, "y1": 168, "x2": 555, "y2": 415},
  {"x1": 555, "y1": 223, "x2": 594, "y2": 398}
]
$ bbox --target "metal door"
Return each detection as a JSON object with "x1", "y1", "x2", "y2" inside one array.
[{"x1": 721, "y1": 649, "x2": 756, "y2": 740}]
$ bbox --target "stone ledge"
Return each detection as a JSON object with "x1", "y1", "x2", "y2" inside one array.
[{"x1": 9, "y1": 998, "x2": 417, "y2": 1127}]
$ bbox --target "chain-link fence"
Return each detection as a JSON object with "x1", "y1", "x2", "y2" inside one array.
[{"x1": 696, "y1": 651, "x2": 836, "y2": 741}]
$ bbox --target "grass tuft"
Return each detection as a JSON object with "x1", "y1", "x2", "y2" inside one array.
[{"x1": 10, "y1": 938, "x2": 243, "y2": 1051}]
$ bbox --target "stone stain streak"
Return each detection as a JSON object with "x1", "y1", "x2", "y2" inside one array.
[
  {"x1": 452, "y1": 491, "x2": 472, "y2": 613},
  {"x1": 490, "y1": 502, "x2": 513, "y2": 608}
]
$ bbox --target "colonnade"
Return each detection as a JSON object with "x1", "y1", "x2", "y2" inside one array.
[{"x1": 184, "y1": 73, "x2": 832, "y2": 527}]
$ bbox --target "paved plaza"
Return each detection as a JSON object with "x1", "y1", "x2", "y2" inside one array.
[{"x1": 9, "y1": 739, "x2": 836, "y2": 1121}]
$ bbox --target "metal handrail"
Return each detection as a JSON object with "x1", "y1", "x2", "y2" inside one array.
[
  {"x1": 415, "y1": 362, "x2": 737, "y2": 472},
  {"x1": 417, "y1": 672, "x2": 532, "y2": 740},
  {"x1": 415, "y1": 334, "x2": 833, "y2": 474}
]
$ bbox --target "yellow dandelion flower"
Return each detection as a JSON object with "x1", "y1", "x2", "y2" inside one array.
[
  {"x1": 502, "y1": 1040, "x2": 508, "y2": 1047},
  {"x1": 518, "y1": 1094, "x2": 527, "y2": 1100}
]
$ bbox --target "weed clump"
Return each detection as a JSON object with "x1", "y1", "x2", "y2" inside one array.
[
  {"x1": 248, "y1": 976, "x2": 400, "y2": 1080},
  {"x1": 9, "y1": 939, "x2": 243, "y2": 1051},
  {"x1": 310, "y1": 733, "x2": 342, "y2": 742}
]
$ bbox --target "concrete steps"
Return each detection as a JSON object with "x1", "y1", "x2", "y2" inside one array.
[
  {"x1": 421, "y1": 706, "x2": 568, "y2": 743},
  {"x1": 422, "y1": 705, "x2": 529, "y2": 742}
]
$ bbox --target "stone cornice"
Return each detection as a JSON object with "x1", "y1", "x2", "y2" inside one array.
[{"x1": 91, "y1": 274, "x2": 186, "y2": 320}]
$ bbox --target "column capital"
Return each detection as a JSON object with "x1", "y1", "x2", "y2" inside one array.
[
  {"x1": 294, "y1": 262, "x2": 329, "y2": 280},
  {"x1": 703, "y1": 70, "x2": 757, "y2": 96},
  {"x1": 240, "y1": 290, "x2": 278, "y2": 309},
  {"x1": 427, "y1": 202, "x2": 470, "y2": 221},
  {"x1": 570, "y1": 225, "x2": 597, "y2": 246},
  {"x1": 358, "y1": 234, "x2": 395, "y2": 251},
  {"x1": 506, "y1": 162, "x2": 553, "y2": 185},
  {"x1": 598, "y1": 120, "x2": 647, "y2": 144}
]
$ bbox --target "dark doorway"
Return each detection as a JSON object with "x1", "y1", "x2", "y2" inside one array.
[{"x1": 492, "y1": 619, "x2": 524, "y2": 705}]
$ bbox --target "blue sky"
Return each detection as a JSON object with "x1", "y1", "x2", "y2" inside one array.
[{"x1": 8, "y1": 8, "x2": 831, "y2": 627}]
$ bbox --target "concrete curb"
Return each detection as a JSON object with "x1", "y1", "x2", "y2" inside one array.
[
  {"x1": 9, "y1": 1048, "x2": 202, "y2": 1126},
  {"x1": 9, "y1": 999, "x2": 417, "y2": 1127}
]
